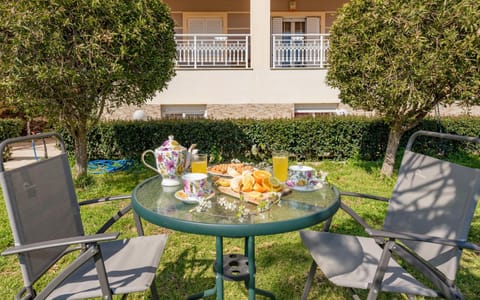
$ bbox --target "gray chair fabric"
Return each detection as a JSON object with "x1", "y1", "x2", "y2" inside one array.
[
  {"x1": 47, "y1": 236, "x2": 166, "y2": 299},
  {"x1": 0, "y1": 132, "x2": 167, "y2": 299},
  {"x1": 300, "y1": 131, "x2": 480, "y2": 299},
  {"x1": 300, "y1": 231, "x2": 438, "y2": 297}
]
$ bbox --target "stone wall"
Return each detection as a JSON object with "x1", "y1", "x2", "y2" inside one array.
[
  {"x1": 102, "y1": 104, "x2": 162, "y2": 121},
  {"x1": 206, "y1": 104, "x2": 293, "y2": 119},
  {"x1": 102, "y1": 102, "x2": 480, "y2": 121}
]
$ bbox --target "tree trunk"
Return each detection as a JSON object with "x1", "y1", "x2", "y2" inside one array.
[
  {"x1": 380, "y1": 125, "x2": 404, "y2": 177},
  {"x1": 72, "y1": 126, "x2": 88, "y2": 179}
]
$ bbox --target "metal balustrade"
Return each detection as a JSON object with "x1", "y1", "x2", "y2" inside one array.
[
  {"x1": 272, "y1": 34, "x2": 330, "y2": 69},
  {"x1": 175, "y1": 34, "x2": 251, "y2": 69},
  {"x1": 173, "y1": 33, "x2": 330, "y2": 69}
]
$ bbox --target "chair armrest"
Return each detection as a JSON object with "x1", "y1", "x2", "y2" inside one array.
[
  {"x1": 377, "y1": 239, "x2": 462, "y2": 299},
  {"x1": 78, "y1": 194, "x2": 131, "y2": 206},
  {"x1": 340, "y1": 191, "x2": 390, "y2": 202},
  {"x1": 1, "y1": 232, "x2": 119, "y2": 256},
  {"x1": 367, "y1": 228, "x2": 480, "y2": 251},
  {"x1": 339, "y1": 202, "x2": 375, "y2": 231},
  {"x1": 335, "y1": 191, "x2": 390, "y2": 233},
  {"x1": 78, "y1": 195, "x2": 136, "y2": 234}
]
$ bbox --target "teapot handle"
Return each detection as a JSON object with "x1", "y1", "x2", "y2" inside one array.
[
  {"x1": 141, "y1": 150, "x2": 159, "y2": 173},
  {"x1": 185, "y1": 144, "x2": 197, "y2": 170}
]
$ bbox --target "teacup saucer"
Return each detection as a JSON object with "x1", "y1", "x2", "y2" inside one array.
[
  {"x1": 290, "y1": 183, "x2": 323, "y2": 192},
  {"x1": 174, "y1": 190, "x2": 215, "y2": 204},
  {"x1": 287, "y1": 181, "x2": 324, "y2": 192}
]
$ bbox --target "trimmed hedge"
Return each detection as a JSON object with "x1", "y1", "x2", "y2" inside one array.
[
  {"x1": 0, "y1": 118, "x2": 24, "y2": 142},
  {"x1": 57, "y1": 116, "x2": 480, "y2": 163},
  {"x1": 0, "y1": 118, "x2": 24, "y2": 161}
]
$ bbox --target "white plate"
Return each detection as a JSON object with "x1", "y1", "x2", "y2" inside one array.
[
  {"x1": 207, "y1": 170, "x2": 233, "y2": 178},
  {"x1": 207, "y1": 164, "x2": 256, "y2": 178},
  {"x1": 290, "y1": 183, "x2": 323, "y2": 192},
  {"x1": 174, "y1": 190, "x2": 215, "y2": 204}
]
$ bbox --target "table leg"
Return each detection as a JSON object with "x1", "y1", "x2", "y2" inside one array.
[
  {"x1": 186, "y1": 287, "x2": 217, "y2": 300},
  {"x1": 188, "y1": 236, "x2": 274, "y2": 299},
  {"x1": 216, "y1": 236, "x2": 224, "y2": 300},
  {"x1": 245, "y1": 236, "x2": 276, "y2": 300},
  {"x1": 247, "y1": 236, "x2": 256, "y2": 299},
  {"x1": 186, "y1": 237, "x2": 224, "y2": 300}
]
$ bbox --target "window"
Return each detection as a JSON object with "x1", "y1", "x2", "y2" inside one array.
[
  {"x1": 183, "y1": 13, "x2": 227, "y2": 35},
  {"x1": 188, "y1": 18, "x2": 223, "y2": 34},
  {"x1": 272, "y1": 17, "x2": 320, "y2": 35},
  {"x1": 161, "y1": 105, "x2": 207, "y2": 119},
  {"x1": 294, "y1": 104, "x2": 344, "y2": 118}
]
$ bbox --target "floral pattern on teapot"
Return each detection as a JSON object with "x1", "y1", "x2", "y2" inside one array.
[
  {"x1": 141, "y1": 135, "x2": 194, "y2": 186},
  {"x1": 156, "y1": 146, "x2": 186, "y2": 179}
]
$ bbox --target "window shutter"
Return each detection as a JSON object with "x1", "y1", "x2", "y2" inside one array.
[
  {"x1": 306, "y1": 17, "x2": 320, "y2": 43},
  {"x1": 206, "y1": 18, "x2": 223, "y2": 34},
  {"x1": 306, "y1": 17, "x2": 320, "y2": 34},
  {"x1": 188, "y1": 18, "x2": 223, "y2": 34},
  {"x1": 272, "y1": 17, "x2": 283, "y2": 35},
  {"x1": 188, "y1": 18, "x2": 206, "y2": 34}
]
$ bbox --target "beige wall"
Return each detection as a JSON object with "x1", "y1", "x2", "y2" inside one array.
[
  {"x1": 104, "y1": 0, "x2": 480, "y2": 120},
  {"x1": 151, "y1": 69, "x2": 339, "y2": 105},
  {"x1": 155, "y1": 0, "x2": 340, "y2": 106},
  {"x1": 165, "y1": 0, "x2": 249, "y2": 12},
  {"x1": 132, "y1": 0, "x2": 344, "y2": 120},
  {"x1": 271, "y1": 0, "x2": 348, "y2": 12},
  {"x1": 165, "y1": 0, "x2": 347, "y2": 14}
]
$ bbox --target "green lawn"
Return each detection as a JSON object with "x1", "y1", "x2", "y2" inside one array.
[{"x1": 1, "y1": 159, "x2": 479, "y2": 299}]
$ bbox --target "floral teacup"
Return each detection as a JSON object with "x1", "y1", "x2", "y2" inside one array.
[
  {"x1": 182, "y1": 173, "x2": 211, "y2": 201},
  {"x1": 286, "y1": 165, "x2": 318, "y2": 188}
]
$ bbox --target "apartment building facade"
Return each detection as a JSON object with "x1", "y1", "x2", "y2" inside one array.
[{"x1": 105, "y1": 0, "x2": 352, "y2": 120}]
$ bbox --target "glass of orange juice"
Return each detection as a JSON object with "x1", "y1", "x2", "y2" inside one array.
[
  {"x1": 272, "y1": 151, "x2": 289, "y2": 182},
  {"x1": 191, "y1": 153, "x2": 208, "y2": 174}
]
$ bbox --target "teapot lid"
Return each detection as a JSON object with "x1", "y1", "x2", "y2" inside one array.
[{"x1": 159, "y1": 135, "x2": 186, "y2": 151}]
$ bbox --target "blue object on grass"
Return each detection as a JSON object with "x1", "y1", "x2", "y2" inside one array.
[{"x1": 87, "y1": 159, "x2": 133, "y2": 174}]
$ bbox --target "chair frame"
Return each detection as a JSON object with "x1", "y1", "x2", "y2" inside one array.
[
  {"x1": 0, "y1": 132, "x2": 160, "y2": 300},
  {"x1": 301, "y1": 130, "x2": 480, "y2": 300}
]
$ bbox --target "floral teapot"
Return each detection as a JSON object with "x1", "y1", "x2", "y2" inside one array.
[{"x1": 141, "y1": 135, "x2": 196, "y2": 186}]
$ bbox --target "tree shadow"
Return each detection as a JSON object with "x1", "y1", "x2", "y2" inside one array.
[
  {"x1": 307, "y1": 144, "x2": 480, "y2": 298},
  {"x1": 155, "y1": 245, "x2": 216, "y2": 298}
]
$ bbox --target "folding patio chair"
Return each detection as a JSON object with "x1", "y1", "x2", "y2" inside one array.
[
  {"x1": 300, "y1": 130, "x2": 480, "y2": 299},
  {"x1": 0, "y1": 132, "x2": 168, "y2": 300}
]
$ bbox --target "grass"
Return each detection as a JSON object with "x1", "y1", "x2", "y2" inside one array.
[{"x1": 0, "y1": 158, "x2": 479, "y2": 299}]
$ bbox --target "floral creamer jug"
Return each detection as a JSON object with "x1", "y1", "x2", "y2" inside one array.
[{"x1": 141, "y1": 135, "x2": 195, "y2": 186}]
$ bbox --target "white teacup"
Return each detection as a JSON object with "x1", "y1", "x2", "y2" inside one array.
[
  {"x1": 287, "y1": 165, "x2": 318, "y2": 188},
  {"x1": 181, "y1": 173, "x2": 211, "y2": 201}
]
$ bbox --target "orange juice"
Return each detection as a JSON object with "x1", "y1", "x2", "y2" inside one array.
[
  {"x1": 191, "y1": 154, "x2": 208, "y2": 173},
  {"x1": 272, "y1": 154, "x2": 288, "y2": 181}
]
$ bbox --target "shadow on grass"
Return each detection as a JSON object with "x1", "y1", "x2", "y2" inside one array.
[{"x1": 155, "y1": 246, "x2": 216, "y2": 299}]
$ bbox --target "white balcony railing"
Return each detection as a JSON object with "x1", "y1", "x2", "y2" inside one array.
[
  {"x1": 174, "y1": 33, "x2": 330, "y2": 69},
  {"x1": 175, "y1": 34, "x2": 251, "y2": 69},
  {"x1": 272, "y1": 34, "x2": 330, "y2": 69}
]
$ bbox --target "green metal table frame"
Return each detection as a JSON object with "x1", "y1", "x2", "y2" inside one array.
[
  {"x1": 132, "y1": 175, "x2": 340, "y2": 300},
  {"x1": 186, "y1": 236, "x2": 275, "y2": 300}
]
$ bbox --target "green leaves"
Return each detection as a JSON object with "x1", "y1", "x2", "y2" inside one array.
[
  {"x1": 328, "y1": 0, "x2": 480, "y2": 118},
  {"x1": 1, "y1": 0, "x2": 176, "y2": 177},
  {"x1": 2, "y1": 0, "x2": 176, "y2": 118},
  {"x1": 327, "y1": 0, "x2": 480, "y2": 175}
]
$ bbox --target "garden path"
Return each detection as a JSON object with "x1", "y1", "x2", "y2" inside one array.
[{"x1": 3, "y1": 137, "x2": 61, "y2": 170}]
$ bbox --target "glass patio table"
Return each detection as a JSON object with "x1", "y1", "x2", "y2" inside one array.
[{"x1": 132, "y1": 175, "x2": 340, "y2": 300}]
